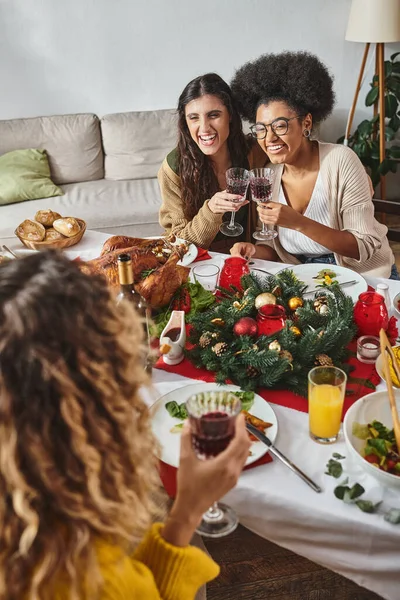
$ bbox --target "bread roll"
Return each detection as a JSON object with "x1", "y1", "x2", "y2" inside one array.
[
  {"x1": 53, "y1": 217, "x2": 80, "y2": 238},
  {"x1": 16, "y1": 219, "x2": 46, "y2": 242},
  {"x1": 35, "y1": 209, "x2": 62, "y2": 227},
  {"x1": 44, "y1": 227, "x2": 65, "y2": 241}
]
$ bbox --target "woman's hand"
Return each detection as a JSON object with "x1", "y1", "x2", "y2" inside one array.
[
  {"x1": 163, "y1": 414, "x2": 251, "y2": 546},
  {"x1": 230, "y1": 242, "x2": 256, "y2": 259},
  {"x1": 257, "y1": 201, "x2": 303, "y2": 229},
  {"x1": 208, "y1": 191, "x2": 249, "y2": 215}
]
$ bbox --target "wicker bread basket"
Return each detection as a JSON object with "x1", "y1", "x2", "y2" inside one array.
[{"x1": 15, "y1": 218, "x2": 86, "y2": 250}]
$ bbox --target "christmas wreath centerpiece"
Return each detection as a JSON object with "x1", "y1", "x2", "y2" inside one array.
[{"x1": 186, "y1": 270, "x2": 357, "y2": 396}]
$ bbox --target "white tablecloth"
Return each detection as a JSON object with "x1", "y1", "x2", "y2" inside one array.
[{"x1": 3, "y1": 231, "x2": 400, "y2": 599}]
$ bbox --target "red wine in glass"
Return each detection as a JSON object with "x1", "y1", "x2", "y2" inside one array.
[
  {"x1": 220, "y1": 167, "x2": 250, "y2": 237},
  {"x1": 249, "y1": 167, "x2": 277, "y2": 241},
  {"x1": 249, "y1": 178, "x2": 272, "y2": 203},
  {"x1": 185, "y1": 390, "x2": 242, "y2": 538},
  {"x1": 191, "y1": 411, "x2": 235, "y2": 458}
]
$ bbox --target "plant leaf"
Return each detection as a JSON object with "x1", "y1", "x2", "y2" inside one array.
[
  {"x1": 390, "y1": 51, "x2": 400, "y2": 61},
  {"x1": 385, "y1": 94, "x2": 398, "y2": 118},
  {"x1": 349, "y1": 483, "x2": 365, "y2": 500},
  {"x1": 384, "y1": 508, "x2": 400, "y2": 524},
  {"x1": 390, "y1": 144, "x2": 400, "y2": 158},
  {"x1": 365, "y1": 86, "x2": 379, "y2": 106},
  {"x1": 334, "y1": 484, "x2": 349, "y2": 500},
  {"x1": 325, "y1": 459, "x2": 343, "y2": 478},
  {"x1": 332, "y1": 452, "x2": 346, "y2": 460},
  {"x1": 356, "y1": 500, "x2": 381, "y2": 513}
]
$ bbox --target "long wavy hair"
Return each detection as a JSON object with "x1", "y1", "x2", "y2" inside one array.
[
  {"x1": 0, "y1": 251, "x2": 162, "y2": 599},
  {"x1": 177, "y1": 72, "x2": 250, "y2": 220}
]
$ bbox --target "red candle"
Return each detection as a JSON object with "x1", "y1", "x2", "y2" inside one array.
[
  {"x1": 353, "y1": 291, "x2": 389, "y2": 336},
  {"x1": 256, "y1": 304, "x2": 286, "y2": 336},
  {"x1": 219, "y1": 257, "x2": 250, "y2": 292}
]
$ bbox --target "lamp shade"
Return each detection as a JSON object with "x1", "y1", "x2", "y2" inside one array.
[{"x1": 346, "y1": 0, "x2": 400, "y2": 42}]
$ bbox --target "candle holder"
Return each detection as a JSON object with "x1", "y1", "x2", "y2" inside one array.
[
  {"x1": 256, "y1": 304, "x2": 286, "y2": 336},
  {"x1": 356, "y1": 335, "x2": 380, "y2": 364}
]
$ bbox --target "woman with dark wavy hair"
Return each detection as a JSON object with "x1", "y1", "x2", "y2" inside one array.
[
  {"x1": 158, "y1": 73, "x2": 266, "y2": 252},
  {"x1": 230, "y1": 51, "x2": 395, "y2": 278},
  {"x1": 0, "y1": 251, "x2": 250, "y2": 600}
]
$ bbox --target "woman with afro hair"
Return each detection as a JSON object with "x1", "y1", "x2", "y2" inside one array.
[{"x1": 230, "y1": 51, "x2": 396, "y2": 278}]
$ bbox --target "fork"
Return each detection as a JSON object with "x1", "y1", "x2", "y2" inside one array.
[{"x1": 2, "y1": 245, "x2": 18, "y2": 259}]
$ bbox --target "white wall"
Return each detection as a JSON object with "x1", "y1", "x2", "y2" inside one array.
[{"x1": 0, "y1": 0, "x2": 399, "y2": 189}]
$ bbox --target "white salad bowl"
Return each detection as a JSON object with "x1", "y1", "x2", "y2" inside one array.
[{"x1": 343, "y1": 390, "x2": 400, "y2": 488}]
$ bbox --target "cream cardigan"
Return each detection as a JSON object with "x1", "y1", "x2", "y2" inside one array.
[{"x1": 265, "y1": 142, "x2": 393, "y2": 278}]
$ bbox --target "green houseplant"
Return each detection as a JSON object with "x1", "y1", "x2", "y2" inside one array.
[{"x1": 338, "y1": 51, "x2": 400, "y2": 188}]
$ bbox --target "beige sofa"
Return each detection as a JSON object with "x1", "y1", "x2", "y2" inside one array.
[{"x1": 0, "y1": 109, "x2": 178, "y2": 239}]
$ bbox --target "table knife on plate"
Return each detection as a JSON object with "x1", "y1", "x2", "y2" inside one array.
[
  {"x1": 246, "y1": 422, "x2": 322, "y2": 493},
  {"x1": 303, "y1": 280, "x2": 357, "y2": 296}
]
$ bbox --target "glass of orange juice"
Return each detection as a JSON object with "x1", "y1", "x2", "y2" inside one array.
[{"x1": 308, "y1": 366, "x2": 347, "y2": 444}]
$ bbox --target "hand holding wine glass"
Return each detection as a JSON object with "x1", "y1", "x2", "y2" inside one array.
[
  {"x1": 180, "y1": 391, "x2": 250, "y2": 538},
  {"x1": 250, "y1": 167, "x2": 277, "y2": 241},
  {"x1": 219, "y1": 168, "x2": 250, "y2": 237}
]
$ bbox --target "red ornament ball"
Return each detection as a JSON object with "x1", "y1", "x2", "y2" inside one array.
[{"x1": 233, "y1": 317, "x2": 258, "y2": 338}]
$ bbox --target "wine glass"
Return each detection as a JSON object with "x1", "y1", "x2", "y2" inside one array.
[
  {"x1": 250, "y1": 167, "x2": 277, "y2": 241},
  {"x1": 219, "y1": 167, "x2": 250, "y2": 237},
  {"x1": 186, "y1": 390, "x2": 242, "y2": 538}
]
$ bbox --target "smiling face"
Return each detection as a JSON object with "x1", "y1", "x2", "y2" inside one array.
[
  {"x1": 255, "y1": 101, "x2": 312, "y2": 165},
  {"x1": 184, "y1": 94, "x2": 230, "y2": 159}
]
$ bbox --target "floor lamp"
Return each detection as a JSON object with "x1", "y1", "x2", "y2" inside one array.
[{"x1": 344, "y1": 0, "x2": 400, "y2": 200}]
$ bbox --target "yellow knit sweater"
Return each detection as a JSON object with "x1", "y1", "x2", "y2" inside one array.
[{"x1": 49, "y1": 524, "x2": 219, "y2": 599}]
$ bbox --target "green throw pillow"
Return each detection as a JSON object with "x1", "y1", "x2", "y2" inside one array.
[{"x1": 0, "y1": 148, "x2": 63, "y2": 205}]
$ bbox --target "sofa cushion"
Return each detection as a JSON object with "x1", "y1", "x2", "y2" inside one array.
[
  {"x1": 101, "y1": 109, "x2": 178, "y2": 181},
  {"x1": 0, "y1": 149, "x2": 63, "y2": 205},
  {"x1": 0, "y1": 114, "x2": 104, "y2": 185},
  {"x1": 0, "y1": 178, "x2": 164, "y2": 239}
]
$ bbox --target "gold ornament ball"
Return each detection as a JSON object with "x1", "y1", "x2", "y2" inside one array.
[
  {"x1": 255, "y1": 292, "x2": 277, "y2": 310},
  {"x1": 288, "y1": 296, "x2": 304, "y2": 311},
  {"x1": 290, "y1": 326, "x2": 301, "y2": 337},
  {"x1": 268, "y1": 340, "x2": 281, "y2": 352}
]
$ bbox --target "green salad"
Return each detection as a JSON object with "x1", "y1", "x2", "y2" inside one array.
[{"x1": 353, "y1": 420, "x2": 400, "y2": 476}]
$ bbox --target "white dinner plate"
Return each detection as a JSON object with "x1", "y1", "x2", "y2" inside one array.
[
  {"x1": 150, "y1": 382, "x2": 278, "y2": 468},
  {"x1": 271, "y1": 263, "x2": 368, "y2": 302},
  {"x1": 175, "y1": 237, "x2": 198, "y2": 267}
]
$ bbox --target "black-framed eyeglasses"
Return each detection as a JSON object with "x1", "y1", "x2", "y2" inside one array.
[{"x1": 250, "y1": 116, "x2": 304, "y2": 140}]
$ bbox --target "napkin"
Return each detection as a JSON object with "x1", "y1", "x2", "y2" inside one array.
[{"x1": 193, "y1": 247, "x2": 212, "y2": 262}]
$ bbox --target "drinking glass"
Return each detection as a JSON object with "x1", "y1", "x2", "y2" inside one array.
[
  {"x1": 250, "y1": 167, "x2": 277, "y2": 241},
  {"x1": 218, "y1": 256, "x2": 250, "y2": 292},
  {"x1": 186, "y1": 390, "x2": 242, "y2": 538},
  {"x1": 308, "y1": 366, "x2": 347, "y2": 444},
  {"x1": 192, "y1": 264, "x2": 220, "y2": 292},
  {"x1": 219, "y1": 167, "x2": 250, "y2": 237}
]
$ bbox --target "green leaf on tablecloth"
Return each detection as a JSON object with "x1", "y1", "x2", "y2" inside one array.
[
  {"x1": 325, "y1": 458, "x2": 343, "y2": 478},
  {"x1": 356, "y1": 500, "x2": 382, "y2": 513},
  {"x1": 384, "y1": 508, "x2": 400, "y2": 524},
  {"x1": 334, "y1": 481, "x2": 365, "y2": 502},
  {"x1": 332, "y1": 452, "x2": 346, "y2": 460},
  {"x1": 347, "y1": 376, "x2": 376, "y2": 390}
]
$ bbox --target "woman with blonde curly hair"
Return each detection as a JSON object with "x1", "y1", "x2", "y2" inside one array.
[{"x1": 0, "y1": 251, "x2": 250, "y2": 600}]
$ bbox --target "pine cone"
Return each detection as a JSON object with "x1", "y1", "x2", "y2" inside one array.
[
  {"x1": 315, "y1": 353, "x2": 333, "y2": 366},
  {"x1": 246, "y1": 365, "x2": 259, "y2": 378},
  {"x1": 212, "y1": 342, "x2": 228, "y2": 356},
  {"x1": 199, "y1": 332, "x2": 213, "y2": 348}
]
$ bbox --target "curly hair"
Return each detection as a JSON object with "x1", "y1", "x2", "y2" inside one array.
[
  {"x1": 230, "y1": 51, "x2": 335, "y2": 126},
  {"x1": 177, "y1": 72, "x2": 250, "y2": 220},
  {"x1": 0, "y1": 251, "x2": 162, "y2": 599}
]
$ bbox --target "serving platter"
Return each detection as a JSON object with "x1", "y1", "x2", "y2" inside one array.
[
  {"x1": 150, "y1": 382, "x2": 278, "y2": 468},
  {"x1": 175, "y1": 237, "x2": 198, "y2": 266}
]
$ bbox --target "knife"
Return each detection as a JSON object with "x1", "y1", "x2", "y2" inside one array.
[
  {"x1": 303, "y1": 280, "x2": 357, "y2": 296},
  {"x1": 246, "y1": 422, "x2": 322, "y2": 493}
]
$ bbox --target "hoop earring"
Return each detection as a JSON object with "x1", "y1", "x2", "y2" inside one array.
[{"x1": 303, "y1": 129, "x2": 311, "y2": 138}]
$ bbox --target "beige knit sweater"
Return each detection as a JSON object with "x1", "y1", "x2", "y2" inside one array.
[
  {"x1": 158, "y1": 143, "x2": 266, "y2": 249},
  {"x1": 263, "y1": 142, "x2": 393, "y2": 278}
]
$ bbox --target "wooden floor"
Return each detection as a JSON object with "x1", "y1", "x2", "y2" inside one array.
[{"x1": 203, "y1": 525, "x2": 383, "y2": 600}]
